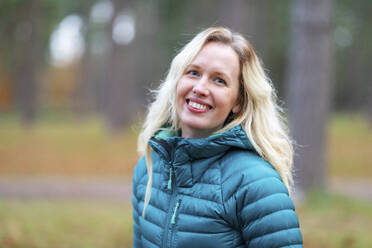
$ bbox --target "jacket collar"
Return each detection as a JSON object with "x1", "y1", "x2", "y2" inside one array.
[{"x1": 149, "y1": 125, "x2": 255, "y2": 188}]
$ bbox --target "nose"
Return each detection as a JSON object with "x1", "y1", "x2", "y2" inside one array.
[{"x1": 192, "y1": 76, "x2": 209, "y2": 96}]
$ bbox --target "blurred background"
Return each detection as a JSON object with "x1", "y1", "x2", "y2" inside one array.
[{"x1": 0, "y1": 0, "x2": 371, "y2": 247}]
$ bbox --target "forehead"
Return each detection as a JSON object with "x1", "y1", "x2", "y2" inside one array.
[{"x1": 189, "y1": 42, "x2": 240, "y2": 78}]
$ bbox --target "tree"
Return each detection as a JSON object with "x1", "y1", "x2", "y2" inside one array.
[
  {"x1": 102, "y1": 0, "x2": 138, "y2": 132},
  {"x1": 0, "y1": 0, "x2": 96, "y2": 124},
  {"x1": 368, "y1": 74, "x2": 372, "y2": 125},
  {"x1": 286, "y1": 0, "x2": 333, "y2": 193},
  {"x1": 0, "y1": 0, "x2": 43, "y2": 125}
]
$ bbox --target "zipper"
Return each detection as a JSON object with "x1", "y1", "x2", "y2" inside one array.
[
  {"x1": 167, "y1": 199, "x2": 182, "y2": 248},
  {"x1": 155, "y1": 138, "x2": 180, "y2": 248},
  {"x1": 162, "y1": 153, "x2": 177, "y2": 248},
  {"x1": 168, "y1": 167, "x2": 173, "y2": 190},
  {"x1": 171, "y1": 199, "x2": 181, "y2": 225}
]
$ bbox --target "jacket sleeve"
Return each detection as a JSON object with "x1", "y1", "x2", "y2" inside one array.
[
  {"x1": 132, "y1": 159, "x2": 144, "y2": 248},
  {"x1": 237, "y1": 172, "x2": 303, "y2": 248}
]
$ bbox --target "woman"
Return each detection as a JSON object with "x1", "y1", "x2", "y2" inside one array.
[{"x1": 132, "y1": 27, "x2": 303, "y2": 248}]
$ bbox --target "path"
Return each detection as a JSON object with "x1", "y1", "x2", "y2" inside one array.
[
  {"x1": 0, "y1": 178, "x2": 371, "y2": 202},
  {"x1": 0, "y1": 178, "x2": 131, "y2": 202},
  {"x1": 329, "y1": 178, "x2": 372, "y2": 201}
]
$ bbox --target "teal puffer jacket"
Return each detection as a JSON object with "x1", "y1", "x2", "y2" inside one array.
[{"x1": 132, "y1": 125, "x2": 303, "y2": 248}]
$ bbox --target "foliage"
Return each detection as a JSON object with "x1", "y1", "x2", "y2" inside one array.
[
  {"x1": 0, "y1": 0, "x2": 97, "y2": 71},
  {"x1": 0, "y1": 200, "x2": 132, "y2": 248},
  {"x1": 1, "y1": 0, "x2": 371, "y2": 123}
]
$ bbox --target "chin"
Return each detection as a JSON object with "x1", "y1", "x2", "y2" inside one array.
[
  {"x1": 181, "y1": 115, "x2": 206, "y2": 125},
  {"x1": 185, "y1": 122, "x2": 210, "y2": 130}
]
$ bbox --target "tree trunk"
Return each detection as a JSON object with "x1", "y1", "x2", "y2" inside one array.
[
  {"x1": 103, "y1": 0, "x2": 137, "y2": 132},
  {"x1": 286, "y1": 0, "x2": 333, "y2": 192},
  {"x1": 132, "y1": 0, "x2": 160, "y2": 110},
  {"x1": 15, "y1": 0, "x2": 41, "y2": 125},
  {"x1": 368, "y1": 73, "x2": 372, "y2": 125},
  {"x1": 74, "y1": 15, "x2": 97, "y2": 116}
]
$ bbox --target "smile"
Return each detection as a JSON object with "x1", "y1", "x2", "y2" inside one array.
[{"x1": 186, "y1": 99, "x2": 212, "y2": 112}]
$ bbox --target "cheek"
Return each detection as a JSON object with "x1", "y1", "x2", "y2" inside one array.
[
  {"x1": 176, "y1": 80, "x2": 190, "y2": 101},
  {"x1": 175, "y1": 83, "x2": 187, "y2": 111},
  {"x1": 175, "y1": 86, "x2": 183, "y2": 105},
  {"x1": 216, "y1": 91, "x2": 239, "y2": 115},
  {"x1": 228, "y1": 87, "x2": 240, "y2": 106},
  {"x1": 217, "y1": 90, "x2": 237, "y2": 107}
]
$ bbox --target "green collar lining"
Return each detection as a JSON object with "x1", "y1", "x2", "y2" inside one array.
[{"x1": 155, "y1": 129, "x2": 180, "y2": 140}]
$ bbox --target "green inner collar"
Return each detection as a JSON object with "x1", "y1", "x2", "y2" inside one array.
[{"x1": 155, "y1": 129, "x2": 180, "y2": 140}]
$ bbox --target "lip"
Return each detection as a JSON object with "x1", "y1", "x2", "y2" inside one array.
[{"x1": 185, "y1": 97, "x2": 212, "y2": 113}]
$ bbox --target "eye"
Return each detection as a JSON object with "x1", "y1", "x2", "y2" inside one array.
[
  {"x1": 215, "y1": 77, "x2": 226, "y2": 85},
  {"x1": 186, "y1": 70, "x2": 199, "y2": 76}
]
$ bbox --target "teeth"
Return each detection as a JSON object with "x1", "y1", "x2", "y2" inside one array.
[{"x1": 189, "y1": 100, "x2": 208, "y2": 110}]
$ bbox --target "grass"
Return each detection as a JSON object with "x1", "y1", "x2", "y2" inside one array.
[
  {"x1": 298, "y1": 191, "x2": 372, "y2": 248},
  {"x1": 0, "y1": 113, "x2": 139, "y2": 179},
  {"x1": 0, "y1": 193, "x2": 371, "y2": 248},
  {"x1": 328, "y1": 114, "x2": 372, "y2": 179},
  {"x1": 0, "y1": 200, "x2": 133, "y2": 248},
  {"x1": 1, "y1": 112, "x2": 371, "y2": 179}
]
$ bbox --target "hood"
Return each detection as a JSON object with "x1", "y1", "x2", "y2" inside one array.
[
  {"x1": 148, "y1": 125, "x2": 256, "y2": 188},
  {"x1": 149, "y1": 125, "x2": 255, "y2": 164}
]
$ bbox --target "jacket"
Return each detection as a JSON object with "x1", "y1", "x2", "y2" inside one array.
[{"x1": 132, "y1": 125, "x2": 303, "y2": 248}]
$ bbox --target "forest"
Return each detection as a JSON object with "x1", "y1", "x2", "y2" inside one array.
[{"x1": 0, "y1": 0, "x2": 371, "y2": 247}]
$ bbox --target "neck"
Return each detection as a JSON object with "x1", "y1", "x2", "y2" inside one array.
[{"x1": 181, "y1": 126, "x2": 219, "y2": 138}]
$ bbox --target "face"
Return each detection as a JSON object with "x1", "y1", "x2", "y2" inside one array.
[{"x1": 176, "y1": 42, "x2": 241, "y2": 138}]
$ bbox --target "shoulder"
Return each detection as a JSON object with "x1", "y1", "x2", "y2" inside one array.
[
  {"x1": 219, "y1": 149, "x2": 302, "y2": 245},
  {"x1": 220, "y1": 149, "x2": 285, "y2": 189},
  {"x1": 220, "y1": 149, "x2": 290, "y2": 207}
]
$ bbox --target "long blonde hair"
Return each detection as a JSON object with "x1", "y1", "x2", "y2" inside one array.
[{"x1": 137, "y1": 27, "x2": 294, "y2": 217}]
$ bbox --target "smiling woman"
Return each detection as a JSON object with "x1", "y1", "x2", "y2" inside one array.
[{"x1": 132, "y1": 27, "x2": 303, "y2": 248}]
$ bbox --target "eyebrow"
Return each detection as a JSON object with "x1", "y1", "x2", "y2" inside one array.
[
  {"x1": 186, "y1": 64, "x2": 201, "y2": 70},
  {"x1": 187, "y1": 63, "x2": 232, "y2": 82}
]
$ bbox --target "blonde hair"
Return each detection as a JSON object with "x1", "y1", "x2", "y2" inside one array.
[{"x1": 137, "y1": 27, "x2": 294, "y2": 217}]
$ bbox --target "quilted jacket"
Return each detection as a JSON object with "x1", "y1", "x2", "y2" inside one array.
[{"x1": 132, "y1": 125, "x2": 303, "y2": 248}]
